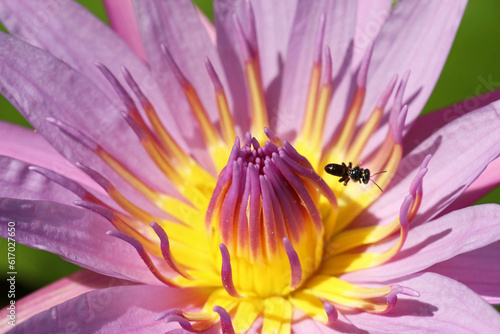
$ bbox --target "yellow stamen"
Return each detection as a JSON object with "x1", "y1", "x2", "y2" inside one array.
[
  {"x1": 182, "y1": 83, "x2": 227, "y2": 169},
  {"x1": 301, "y1": 289, "x2": 389, "y2": 313},
  {"x1": 142, "y1": 102, "x2": 193, "y2": 167},
  {"x1": 306, "y1": 276, "x2": 392, "y2": 299},
  {"x1": 289, "y1": 291, "x2": 329, "y2": 324},
  {"x1": 106, "y1": 186, "x2": 157, "y2": 223},
  {"x1": 215, "y1": 89, "x2": 237, "y2": 144},
  {"x1": 309, "y1": 81, "x2": 333, "y2": 166},
  {"x1": 326, "y1": 87, "x2": 366, "y2": 159},
  {"x1": 345, "y1": 106, "x2": 384, "y2": 163},
  {"x1": 298, "y1": 64, "x2": 322, "y2": 144},
  {"x1": 157, "y1": 195, "x2": 206, "y2": 227},
  {"x1": 409, "y1": 192, "x2": 422, "y2": 221},
  {"x1": 96, "y1": 147, "x2": 161, "y2": 203},
  {"x1": 321, "y1": 216, "x2": 406, "y2": 275},
  {"x1": 327, "y1": 216, "x2": 402, "y2": 256},
  {"x1": 205, "y1": 57, "x2": 237, "y2": 145},
  {"x1": 138, "y1": 135, "x2": 185, "y2": 188},
  {"x1": 245, "y1": 58, "x2": 269, "y2": 139}
]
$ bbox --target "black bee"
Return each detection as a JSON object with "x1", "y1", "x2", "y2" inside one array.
[{"x1": 324, "y1": 162, "x2": 386, "y2": 192}]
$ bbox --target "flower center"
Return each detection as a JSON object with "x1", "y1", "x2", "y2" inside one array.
[{"x1": 206, "y1": 133, "x2": 336, "y2": 298}]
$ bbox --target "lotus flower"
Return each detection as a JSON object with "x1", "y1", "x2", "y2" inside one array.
[{"x1": 1, "y1": 0, "x2": 500, "y2": 333}]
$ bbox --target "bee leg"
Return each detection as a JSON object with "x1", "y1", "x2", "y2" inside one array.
[
  {"x1": 343, "y1": 178, "x2": 350, "y2": 186},
  {"x1": 338, "y1": 176, "x2": 348, "y2": 185}
]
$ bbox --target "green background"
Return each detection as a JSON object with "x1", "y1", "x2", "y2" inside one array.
[{"x1": 1, "y1": 0, "x2": 499, "y2": 310}]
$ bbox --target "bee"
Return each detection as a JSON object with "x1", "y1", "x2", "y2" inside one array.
[{"x1": 324, "y1": 162, "x2": 386, "y2": 192}]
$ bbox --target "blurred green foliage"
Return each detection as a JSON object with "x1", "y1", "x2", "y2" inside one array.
[
  {"x1": 193, "y1": 0, "x2": 213, "y2": 20},
  {"x1": 0, "y1": 0, "x2": 499, "y2": 308}
]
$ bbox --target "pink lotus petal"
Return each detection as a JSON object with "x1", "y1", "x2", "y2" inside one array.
[
  {"x1": 0, "y1": 121, "x2": 102, "y2": 195},
  {"x1": 0, "y1": 199, "x2": 162, "y2": 284},
  {"x1": 344, "y1": 204, "x2": 500, "y2": 283},
  {"x1": 5, "y1": 285, "x2": 217, "y2": 334},
  {"x1": 0, "y1": 156, "x2": 78, "y2": 204},
  {"x1": 353, "y1": 0, "x2": 393, "y2": 70},
  {"x1": 0, "y1": 1, "x2": 156, "y2": 102},
  {"x1": 277, "y1": 0, "x2": 357, "y2": 137},
  {"x1": 102, "y1": 0, "x2": 148, "y2": 61},
  {"x1": 441, "y1": 157, "x2": 500, "y2": 215},
  {"x1": 362, "y1": 0, "x2": 468, "y2": 153},
  {"x1": 403, "y1": 90, "x2": 500, "y2": 214},
  {"x1": 358, "y1": 100, "x2": 500, "y2": 228},
  {"x1": 0, "y1": 32, "x2": 172, "y2": 216},
  {"x1": 345, "y1": 272, "x2": 500, "y2": 333},
  {"x1": 427, "y1": 242, "x2": 500, "y2": 304},
  {"x1": 0, "y1": 270, "x2": 133, "y2": 331},
  {"x1": 251, "y1": 0, "x2": 298, "y2": 92},
  {"x1": 404, "y1": 89, "x2": 500, "y2": 154}
]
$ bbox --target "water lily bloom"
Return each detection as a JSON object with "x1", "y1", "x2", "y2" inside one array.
[{"x1": 2, "y1": 0, "x2": 500, "y2": 332}]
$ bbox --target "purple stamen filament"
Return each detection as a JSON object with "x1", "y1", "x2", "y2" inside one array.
[
  {"x1": 219, "y1": 243, "x2": 241, "y2": 298},
  {"x1": 150, "y1": 222, "x2": 192, "y2": 280},
  {"x1": 323, "y1": 302, "x2": 338, "y2": 326},
  {"x1": 213, "y1": 306, "x2": 236, "y2": 334},
  {"x1": 107, "y1": 230, "x2": 180, "y2": 287},
  {"x1": 283, "y1": 238, "x2": 303, "y2": 289}
]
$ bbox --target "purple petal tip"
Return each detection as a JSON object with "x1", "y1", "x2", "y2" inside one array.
[
  {"x1": 74, "y1": 200, "x2": 114, "y2": 221},
  {"x1": 384, "y1": 285, "x2": 419, "y2": 313},
  {"x1": 233, "y1": 14, "x2": 252, "y2": 61},
  {"x1": 204, "y1": 56, "x2": 224, "y2": 92},
  {"x1": 283, "y1": 237, "x2": 303, "y2": 289},
  {"x1": 323, "y1": 301, "x2": 338, "y2": 325},
  {"x1": 164, "y1": 315, "x2": 195, "y2": 331},
  {"x1": 213, "y1": 306, "x2": 235, "y2": 334},
  {"x1": 219, "y1": 243, "x2": 240, "y2": 298},
  {"x1": 376, "y1": 74, "x2": 398, "y2": 109}
]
